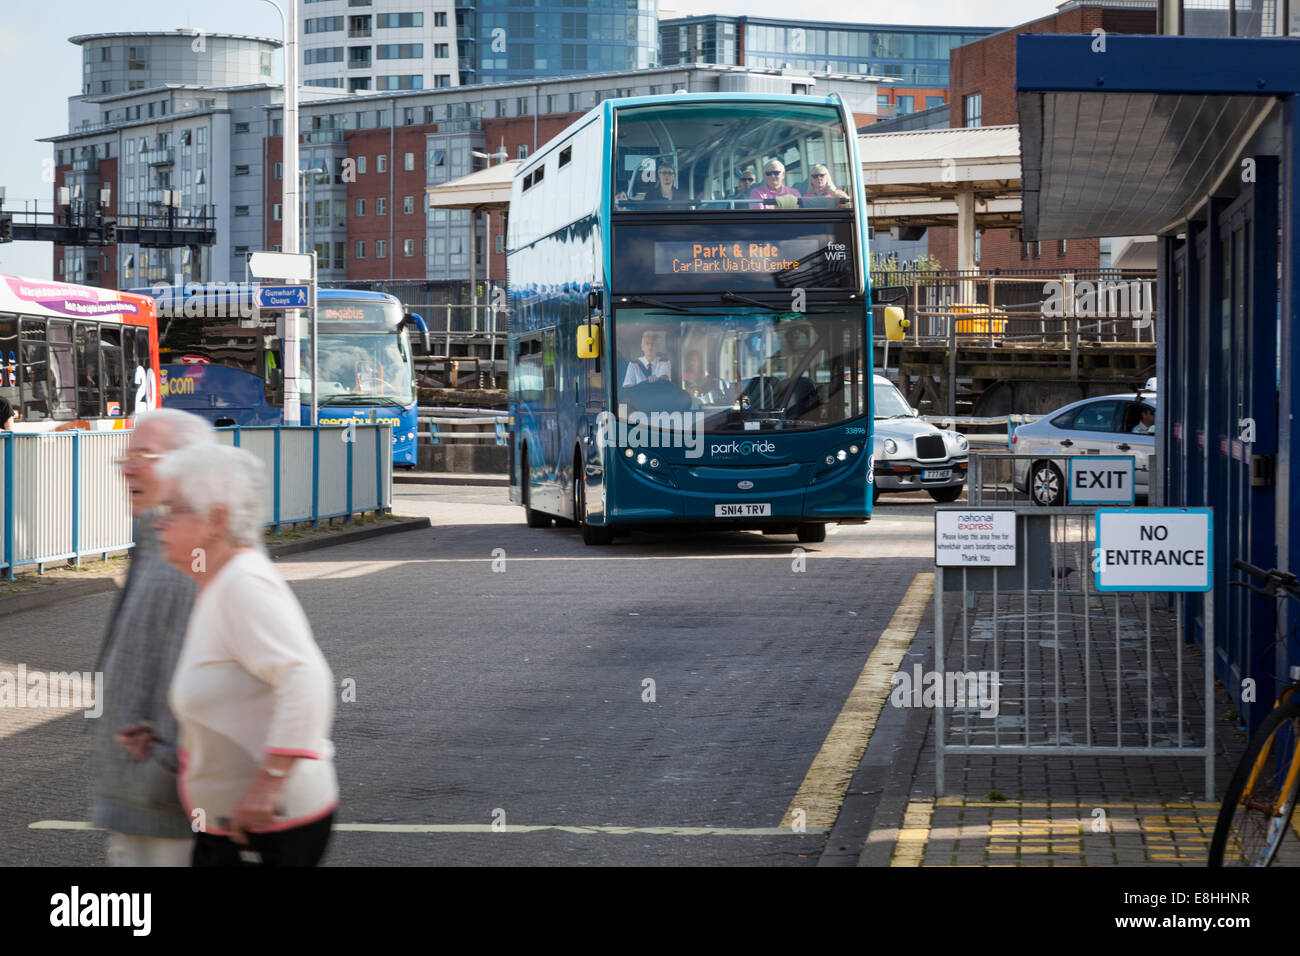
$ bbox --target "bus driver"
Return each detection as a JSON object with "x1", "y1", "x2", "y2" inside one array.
[{"x1": 623, "y1": 330, "x2": 672, "y2": 386}]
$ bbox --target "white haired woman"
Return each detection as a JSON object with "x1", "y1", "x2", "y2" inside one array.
[
  {"x1": 806, "y1": 164, "x2": 850, "y2": 202},
  {"x1": 154, "y1": 444, "x2": 337, "y2": 866}
]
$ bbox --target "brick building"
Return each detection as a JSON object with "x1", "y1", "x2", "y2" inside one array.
[{"x1": 927, "y1": 1, "x2": 1158, "y2": 271}]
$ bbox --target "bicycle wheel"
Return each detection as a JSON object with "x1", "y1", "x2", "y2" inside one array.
[{"x1": 1209, "y1": 695, "x2": 1300, "y2": 867}]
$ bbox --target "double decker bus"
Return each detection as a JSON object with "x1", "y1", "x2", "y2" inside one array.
[
  {"x1": 507, "y1": 93, "x2": 872, "y2": 545},
  {"x1": 133, "y1": 284, "x2": 426, "y2": 466},
  {"x1": 0, "y1": 275, "x2": 159, "y2": 430}
]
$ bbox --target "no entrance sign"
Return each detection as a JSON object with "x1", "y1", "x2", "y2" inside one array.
[{"x1": 1095, "y1": 508, "x2": 1213, "y2": 592}]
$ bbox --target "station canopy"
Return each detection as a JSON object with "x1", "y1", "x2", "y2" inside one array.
[
  {"x1": 858, "y1": 125, "x2": 1022, "y2": 230},
  {"x1": 1014, "y1": 34, "x2": 1294, "y2": 241},
  {"x1": 425, "y1": 160, "x2": 520, "y2": 211}
]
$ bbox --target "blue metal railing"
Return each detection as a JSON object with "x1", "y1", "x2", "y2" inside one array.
[{"x1": 1, "y1": 424, "x2": 393, "y2": 581}]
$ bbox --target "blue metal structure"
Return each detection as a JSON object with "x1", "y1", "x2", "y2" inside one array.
[
  {"x1": 506, "y1": 92, "x2": 875, "y2": 545},
  {"x1": 1017, "y1": 33, "x2": 1300, "y2": 733},
  {"x1": 0, "y1": 424, "x2": 390, "y2": 580},
  {"x1": 132, "y1": 284, "x2": 422, "y2": 466}
]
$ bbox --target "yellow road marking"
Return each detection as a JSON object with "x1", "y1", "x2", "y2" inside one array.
[
  {"x1": 780, "y1": 572, "x2": 935, "y2": 829},
  {"x1": 29, "y1": 820, "x2": 825, "y2": 837},
  {"x1": 892, "y1": 801, "x2": 935, "y2": 866}
]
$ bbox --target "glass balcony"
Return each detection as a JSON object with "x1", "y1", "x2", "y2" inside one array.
[{"x1": 140, "y1": 148, "x2": 175, "y2": 166}]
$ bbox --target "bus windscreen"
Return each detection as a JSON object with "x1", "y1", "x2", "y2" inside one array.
[
  {"x1": 613, "y1": 102, "x2": 854, "y2": 212},
  {"x1": 612, "y1": 306, "x2": 865, "y2": 433}
]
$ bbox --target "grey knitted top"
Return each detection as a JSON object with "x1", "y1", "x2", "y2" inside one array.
[{"x1": 90, "y1": 514, "x2": 196, "y2": 838}]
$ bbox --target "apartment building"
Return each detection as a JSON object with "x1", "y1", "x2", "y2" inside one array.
[{"x1": 45, "y1": 30, "x2": 879, "y2": 291}]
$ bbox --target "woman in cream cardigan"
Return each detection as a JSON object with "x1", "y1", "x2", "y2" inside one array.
[{"x1": 154, "y1": 444, "x2": 337, "y2": 866}]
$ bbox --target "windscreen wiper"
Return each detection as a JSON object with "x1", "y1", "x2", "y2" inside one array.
[
  {"x1": 721, "y1": 291, "x2": 783, "y2": 313},
  {"x1": 618, "y1": 295, "x2": 689, "y2": 314}
]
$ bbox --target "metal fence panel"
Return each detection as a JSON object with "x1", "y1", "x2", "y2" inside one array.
[
  {"x1": 3, "y1": 425, "x2": 393, "y2": 579},
  {"x1": 78, "y1": 432, "x2": 133, "y2": 555},
  {"x1": 278, "y1": 429, "x2": 316, "y2": 523},
  {"x1": 933, "y1": 505, "x2": 1214, "y2": 800},
  {"x1": 15, "y1": 434, "x2": 74, "y2": 564},
  {"x1": 316, "y1": 427, "x2": 350, "y2": 518}
]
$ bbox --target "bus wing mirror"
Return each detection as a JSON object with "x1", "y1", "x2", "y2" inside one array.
[
  {"x1": 884, "y1": 305, "x2": 910, "y2": 341},
  {"x1": 403, "y1": 312, "x2": 432, "y2": 354},
  {"x1": 577, "y1": 324, "x2": 601, "y2": 360}
]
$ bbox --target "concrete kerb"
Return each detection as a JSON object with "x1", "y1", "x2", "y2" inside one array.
[
  {"x1": 394, "y1": 472, "x2": 509, "y2": 487},
  {"x1": 0, "y1": 516, "x2": 431, "y2": 618},
  {"x1": 856, "y1": 626, "x2": 939, "y2": 867}
]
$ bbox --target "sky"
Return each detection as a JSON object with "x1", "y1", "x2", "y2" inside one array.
[{"x1": 0, "y1": 0, "x2": 1054, "y2": 279}]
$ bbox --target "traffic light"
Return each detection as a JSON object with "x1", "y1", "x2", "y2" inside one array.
[
  {"x1": 102, "y1": 218, "x2": 117, "y2": 244},
  {"x1": 884, "y1": 305, "x2": 910, "y2": 341},
  {"x1": 0, "y1": 215, "x2": 12, "y2": 243}
]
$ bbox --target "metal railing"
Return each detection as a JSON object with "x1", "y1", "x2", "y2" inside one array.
[
  {"x1": 933, "y1": 507, "x2": 1214, "y2": 799},
  {"x1": 417, "y1": 407, "x2": 508, "y2": 445},
  {"x1": 872, "y1": 270, "x2": 1157, "y2": 348},
  {"x1": 1, "y1": 425, "x2": 392, "y2": 580}
]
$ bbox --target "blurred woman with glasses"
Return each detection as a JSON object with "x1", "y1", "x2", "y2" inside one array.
[{"x1": 155, "y1": 444, "x2": 338, "y2": 867}]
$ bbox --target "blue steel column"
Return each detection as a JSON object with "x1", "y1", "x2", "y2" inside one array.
[
  {"x1": 273, "y1": 426, "x2": 282, "y2": 532},
  {"x1": 71, "y1": 430, "x2": 81, "y2": 568},
  {"x1": 2, "y1": 434, "x2": 13, "y2": 581},
  {"x1": 1279, "y1": 97, "x2": 1300, "y2": 683},
  {"x1": 311, "y1": 427, "x2": 320, "y2": 528},
  {"x1": 1203, "y1": 198, "x2": 1228, "y2": 677},
  {"x1": 1246, "y1": 155, "x2": 1280, "y2": 731},
  {"x1": 1155, "y1": 231, "x2": 1173, "y2": 508},
  {"x1": 346, "y1": 426, "x2": 354, "y2": 520}
]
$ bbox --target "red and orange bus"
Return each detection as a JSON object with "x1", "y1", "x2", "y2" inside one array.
[{"x1": 0, "y1": 275, "x2": 160, "y2": 431}]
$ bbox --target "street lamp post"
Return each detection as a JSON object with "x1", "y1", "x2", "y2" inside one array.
[{"x1": 262, "y1": 0, "x2": 304, "y2": 425}]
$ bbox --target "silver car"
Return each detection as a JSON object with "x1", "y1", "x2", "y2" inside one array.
[
  {"x1": 872, "y1": 375, "x2": 969, "y2": 503},
  {"x1": 1012, "y1": 391, "x2": 1156, "y2": 505}
]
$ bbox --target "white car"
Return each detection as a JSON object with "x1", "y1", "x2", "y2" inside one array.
[
  {"x1": 1012, "y1": 391, "x2": 1156, "y2": 505},
  {"x1": 872, "y1": 375, "x2": 969, "y2": 503}
]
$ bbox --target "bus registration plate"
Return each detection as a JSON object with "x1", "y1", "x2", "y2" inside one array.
[{"x1": 715, "y1": 503, "x2": 771, "y2": 517}]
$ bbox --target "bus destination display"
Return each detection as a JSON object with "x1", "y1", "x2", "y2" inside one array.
[
  {"x1": 614, "y1": 221, "x2": 856, "y2": 292},
  {"x1": 654, "y1": 239, "x2": 829, "y2": 276}
]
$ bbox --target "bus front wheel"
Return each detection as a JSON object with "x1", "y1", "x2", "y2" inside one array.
[
  {"x1": 796, "y1": 523, "x2": 827, "y2": 543},
  {"x1": 574, "y1": 455, "x2": 613, "y2": 546}
]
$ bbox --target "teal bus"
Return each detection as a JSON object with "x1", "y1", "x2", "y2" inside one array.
[{"x1": 507, "y1": 93, "x2": 873, "y2": 545}]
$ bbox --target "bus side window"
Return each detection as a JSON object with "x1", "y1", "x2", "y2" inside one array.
[
  {"x1": 0, "y1": 316, "x2": 16, "y2": 410},
  {"x1": 47, "y1": 320, "x2": 75, "y2": 420},
  {"x1": 100, "y1": 326, "x2": 125, "y2": 417},
  {"x1": 133, "y1": 327, "x2": 150, "y2": 415},
  {"x1": 75, "y1": 322, "x2": 102, "y2": 419},
  {"x1": 20, "y1": 318, "x2": 48, "y2": 420}
]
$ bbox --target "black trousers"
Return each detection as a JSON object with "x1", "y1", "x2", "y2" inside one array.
[{"x1": 192, "y1": 812, "x2": 334, "y2": 867}]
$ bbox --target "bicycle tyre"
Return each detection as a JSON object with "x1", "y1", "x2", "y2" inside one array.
[{"x1": 1209, "y1": 695, "x2": 1300, "y2": 867}]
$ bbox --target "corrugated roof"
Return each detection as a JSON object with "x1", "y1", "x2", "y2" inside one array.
[{"x1": 858, "y1": 125, "x2": 1020, "y2": 163}]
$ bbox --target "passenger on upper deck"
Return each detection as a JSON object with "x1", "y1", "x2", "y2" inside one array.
[
  {"x1": 749, "y1": 160, "x2": 801, "y2": 209},
  {"x1": 646, "y1": 165, "x2": 690, "y2": 202},
  {"x1": 805, "y1": 164, "x2": 851, "y2": 203},
  {"x1": 729, "y1": 168, "x2": 757, "y2": 205}
]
